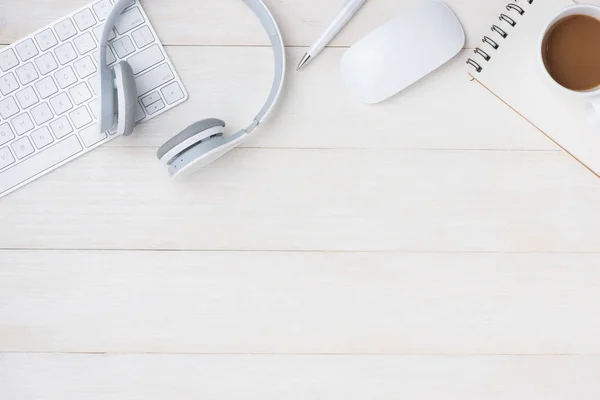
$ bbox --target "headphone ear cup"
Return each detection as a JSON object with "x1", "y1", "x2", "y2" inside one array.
[
  {"x1": 113, "y1": 61, "x2": 137, "y2": 136},
  {"x1": 157, "y1": 118, "x2": 226, "y2": 165}
]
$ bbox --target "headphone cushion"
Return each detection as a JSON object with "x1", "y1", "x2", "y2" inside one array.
[{"x1": 156, "y1": 118, "x2": 225, "y2": 163}]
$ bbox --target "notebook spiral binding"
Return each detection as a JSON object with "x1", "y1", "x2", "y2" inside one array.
[{"x1": 466, "y1": 0, "x2": 534, "y2": 73}]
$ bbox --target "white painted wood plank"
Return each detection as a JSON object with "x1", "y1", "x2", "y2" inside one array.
[
  {"x1": 0, "y1": 0, "x2": 522, "y2": 48},
  {"x1": 113, "y1": 47, "x2": 554, "y2": 151},
  {"x1": 2, "y1": 251, "x2": 600, "y2": 354},
  {"x1": 1, "y1": 148, "x2": 599, "y2": 251},
  {"x1": 2, "y1": 354, "x2": 600, "y2": 400}
]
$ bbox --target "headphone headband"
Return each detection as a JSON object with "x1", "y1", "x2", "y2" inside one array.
[{"x1": 99, "y1": 0, "x2": 286, "y2": 135}]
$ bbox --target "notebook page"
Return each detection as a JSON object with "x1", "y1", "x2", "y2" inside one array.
[{"x1": 471, "y1": 0, "x2": 600, "y2": 177}]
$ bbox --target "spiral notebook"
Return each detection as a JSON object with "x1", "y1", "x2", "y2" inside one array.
[{"x1": 467, "y1": 0, "x2": 600, "y2": 178}]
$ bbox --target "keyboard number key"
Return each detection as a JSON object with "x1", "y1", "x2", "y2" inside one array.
[
  {"x1": 112, "y1": 36, "x2": 135, "y2": 59},
  {"x1": 74, "y1": 32, "x2": 97, "y2": 56},
  {"x1": 15, "y1": 86, "x2": 39, "y2": 109},
  {"x1": 0, "y1": 49, "x2": 19, "y2": 72},
  {"x1": 74, "y1": 9, "x2": 97, "y2": 31},
  {"x1": 11, "y1": 113, "x2": 34, "y2": 136},
  {"x1": 161, "y1": 82, "x2": 184, "y2": 105},
  {"x1": 115, "y1": 7, "x2": 145, "y2": 35},
  {"x1": 15, "y1": 63, "x2": 39, "y2": 86},
  {"x1": 55, "y1": 42, "x2": 78, "y2": 65},
  {"x1": 69, "y1": 106, "x2": 93, "y2": 129},
  {"x1": 74, "y1": 56, "x2": 97, "y2": 79},
  {"x1": 54, "y1": 19, "x2": 77, "y2": 41},
  {"x1": 0, "y1": 123, "x2": 15, "y2": 146},
  {"x1": 34, "y1": 29, "x2": 58, "y2": 52},
  {"x1": 35, "y1": 76, "x2": 59, "y2": 99},
  {"x1": 0, "y1": 73, "x2": 19, "y2": 96},
  {"x1": 11, "y1": 136, "x2": 34, "y2": 159},
  {"x1": 0, "y1": 97, "x2": 20, "y2": 119},
  {"x1": 31, "y1": 126, "x2": 54, "y2": 149},
  {"x1": 15, "y1": 39, "x2": 39, "y2": 62},
  {"x1": 31, "y1": 102, "x2": 54, "y2": 125},
  {"x1": 92, "y1": 0, "x2": 113, "y2": 21},
  {"x1": 0, "y1": 147, "x2": 15, "y2": 170},
  {"x1": 50, "y1": 116, "x2": 73, "y2": 139},
  {"x1": 34, "y1": 53, "x2": 59, "y2": 76},
  {"x1": 54, "y1": 66, "x2": 77, "y2": 89}
]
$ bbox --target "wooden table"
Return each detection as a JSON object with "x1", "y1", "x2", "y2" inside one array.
[{"x1": 2, "y1": 0, "x2": 600, "y2": 398}]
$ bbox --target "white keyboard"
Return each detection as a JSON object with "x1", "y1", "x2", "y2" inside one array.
[{"x1": 0, "y1": 0, "x2": 188, "y2": 198}]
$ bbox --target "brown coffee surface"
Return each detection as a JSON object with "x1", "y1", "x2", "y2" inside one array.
[{"x1": 544, "y1": 15, "x2": 600, "y2": 91}]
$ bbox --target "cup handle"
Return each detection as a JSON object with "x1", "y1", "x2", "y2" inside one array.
[{"x1": 586, "y1": 96, "x2": 600, "y2": 130}]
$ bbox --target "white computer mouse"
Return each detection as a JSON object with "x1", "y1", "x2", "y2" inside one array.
[{"x1": 340, "y1": 0, "x2": 465, "y2": 104}]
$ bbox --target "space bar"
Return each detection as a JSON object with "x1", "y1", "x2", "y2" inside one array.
[{"x1": 0, "y1": 135, "x2": 83, "y2": 196}]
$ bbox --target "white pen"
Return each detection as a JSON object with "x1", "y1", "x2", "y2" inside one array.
[{"x1": 297, "y1": 0, "x2": 367, "y2": 70}]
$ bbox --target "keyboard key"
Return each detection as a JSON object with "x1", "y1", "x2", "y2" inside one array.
[
  {"x1": 94, "y1": 47, "x2": 116, "y2": 67},
  {"x1": 11, "y1": 113, "x2": 34, "y2": 135},
  {"x1": 0, "y1": 97, "x2": 20, "y2": 119},
  {"x1": 126, "y1": 44, "x2": 164, "y2": 74},
  {"x1": 74, "y1": 32, "x2": 97, "y2": 55},
  {"x1": 11, "y1": 136, "x2": 34, "y2": 159},
  {"x1": 88, "y1": 75, "x2": 99, "y2": 95},
  {"x1": 88, "y1": 99, "x2": 99, "y2": 119},
  {"x1": 73, "y1": 8, "x2": 97, "y2": 31},
  {"x1": 161, "y1": 82, "x2": 184, "y2": 105},
  {"x1": 35, "y1": 76, "x2": 59, "y2": 99},
  {"x1": 93, "y1": 25, "x2": 116, "y2": 42},
  {"x1": 135, "y1": 101, "x2": 145, "y2": 123},
  {"x1": 34, "y1": 29, "x2": 58, "y2": 52},
  {"x1": 31, "y1": 126, "x2": 54, "y2": 149},
  {"x1": 135, "y1": 63, "x2": 174, "y2": 96},
  {"x1": 50, "y1": 116, "x2": 73, "y2": 139},
  {"x1": 0, "y1": 124, "x2": 15, "y2": 145},
  {"x1": 55, "y1": 42, "x2": 78, "y2": 65},
  {"x1": 132, "y1": 26, "x2": 155, "y2": 48},
  {"x1": 15, "y1": 63, "x2": 38, "y2": 86},
  {"x1": 0, "y1": 135, "x2": 83, "y2": 196},
  {"x1": 49, "y1": 92, "x2": 73, "y2": 115},
  {"x1": 69, "y1": 82, "x2": 92, "y2": 105},
  {"x1": 15, "y1": 86, "x2": 39, "y2": 109},
  {"x1": 92, "y1": 0, "x2": 112, "y2": 21},
  {"x1": 34, "y1": 52, "x2": 58, "y2": 75},
  {"x1": 73, "y1": 56, "x2": 97, "y2": 79},
  {"x1": 54, "y1": 66, "x2": 77, "y2": 89},
  {"x1": 0, "y1": 49, "x2": 19, "y2": 72},
  {"x1": 69, "y1": 106, "x2": 92, "y2": 129},
  {"x1": 54, "y1": 18, "x2": 78, "y2": 41},
  {"x1": 141, "y1": 91, "x2": 161, "y2": 107},
  {"x1": 113, "y1": 36, "x2": 135, "y2": 59},
  {"x1": 79, "y1": 123, "x2": 107, "y2": 147},
  {"x1": 0, "y1": 73, "x2": 19, "y2": 95},
  {"x1": 31, "y1": 102, "x2": 54, "y2": 125},
  {"x1": 0, "y1": 147, "x2": 15, "y2": 170},
  {"x1": 146, "y1": 99, "x2": 164, "y2": 115},
  {"x1": 115, "y1": 7, "x2": 145, "y2": 34},
  {"x1": 15, "y1": 39, "x2": 39, "y2": 62}
]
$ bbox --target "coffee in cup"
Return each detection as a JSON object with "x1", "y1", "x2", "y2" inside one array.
[{"x1": 542, "y1": 14, "x2": 600, "y2": 92}]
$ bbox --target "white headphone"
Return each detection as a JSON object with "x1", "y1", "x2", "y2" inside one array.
[{"x1": 99, "y1": 0, "x2": 286, "y2": 178}]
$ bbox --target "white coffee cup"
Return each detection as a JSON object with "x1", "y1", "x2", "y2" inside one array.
[{"x1": 538, "y1": 4, "x2": 600, "y2": 128}]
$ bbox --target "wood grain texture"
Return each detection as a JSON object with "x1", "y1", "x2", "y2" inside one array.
[
  {"x1": 0, "y1": 0, "x2": 528, "y2": 48},
  {"x1": 1, "y1": 147, "x2": 600, "y2": 251},
  {"x1": 105, "y1": 48, "x2": 556, "y2": 151},
  {"x1": 2, "y1": 251, "x2": 600, "y2": 354},
  {"x1": 2, "y1": 354, "x2": 600, "y2": 400}
]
